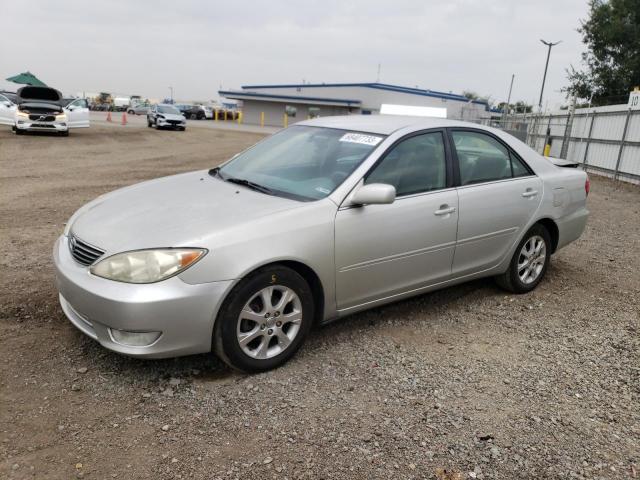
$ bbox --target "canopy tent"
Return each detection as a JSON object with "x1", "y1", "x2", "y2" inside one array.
[{"x1": 5, "y1": 72, "x2": 47, "y2": 87}]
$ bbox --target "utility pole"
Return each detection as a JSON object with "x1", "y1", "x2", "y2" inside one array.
[
  {"x1": 168, "y1": 86, "x2": 174, "y2": 103},
  {"x1": 538, "y1": 39, "x2": 561, "y2": 111},
  {"x1": 376, "y1": 63, "x2": 381, "y2": 83},
  {"x1": 502, "y1": 73, "x2": 515, "y2": 125}
]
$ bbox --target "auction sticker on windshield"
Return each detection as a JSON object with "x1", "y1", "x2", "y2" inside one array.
[{"x1": 339, "y1": 132, "x2": 383, "y2": 146}]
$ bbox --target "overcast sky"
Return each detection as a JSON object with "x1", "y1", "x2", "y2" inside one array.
[{"x1": 1, "y1": 0, "x2": 588, "y2": 109}]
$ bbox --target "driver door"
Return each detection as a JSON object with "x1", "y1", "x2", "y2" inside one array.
[
  {"x1": 65, "y1": 99, "x2": 90, "y2": 128},
  {"x1": 334, "y1": 130, "x2": 459, "y2": 310},
  {"x1": 0, "y1": 94, "x2": 15, "y2": 126}
]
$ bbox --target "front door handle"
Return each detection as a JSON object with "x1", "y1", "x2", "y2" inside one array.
[
  {"x1": 522, "y1": 189, "x2": 539, "y2": 198},
  {"x1": 434, "y1": 205, "x2": 456, "y2": 216}
]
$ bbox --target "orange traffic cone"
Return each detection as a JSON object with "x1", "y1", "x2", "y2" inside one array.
[
  {"x1": 121, "y1": 112, "x2": 127, "y2": 125},
  {"x1": 106, "y1": 111, "x2": 112, "y2": 122}
]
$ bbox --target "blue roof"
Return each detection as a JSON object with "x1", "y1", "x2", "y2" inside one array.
[
  {"x1": 240, "y1": 82, "x2": 488, "y2": 106},
  {"x1": 218, "y1": 90, "x2": 361, "y2": 105}
]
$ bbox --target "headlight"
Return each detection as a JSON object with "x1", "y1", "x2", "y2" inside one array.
[
  {"x1": 56, "y1": 113, "x2": 67, "y2": 120},
  {"x1": 90, "y1": 248, "x2": 206, "y2": 283},
  {"x1": 17, "y1": 111, "x2": 29, "y2": 118}
]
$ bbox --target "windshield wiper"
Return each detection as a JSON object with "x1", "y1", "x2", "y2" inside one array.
[{"x1": 225, "y1": 176, "x2": 274, "y2": 195}]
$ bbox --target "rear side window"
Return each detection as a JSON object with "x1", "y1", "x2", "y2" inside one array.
[
  {"x1": 366, "y1": 132, "x2": 446, "y2": 196},
  {"x1": 452, "y1": 131, "x2": 531, "y2": 185}
]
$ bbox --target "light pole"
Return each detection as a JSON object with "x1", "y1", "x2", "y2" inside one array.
[
  {"x1": 538, "y1": 39, "x2": 561, "y2": 111},
  {"x1": 168, "y1": 86, "x2": 173, "y2": 103},
  {"x1": 502, "y1": 73, "x2": 515, "y2": 124}
]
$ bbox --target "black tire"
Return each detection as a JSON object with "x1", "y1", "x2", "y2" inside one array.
[
  {"x1": 60, "y1": 130, "x2": 69, "y2": 137},
  {"x1": 147, "y1": 118, "x2": 152, "y2": 128},
  {"x1": 128, "y1": 110, "x2": 134, "y2": 115},
  {"x1": 15, "y1": 128, "x2": 24, "y2": 135},
  {"x1": 179, "y1": 127, "x2": 186, "y2": 131},
  {"x1": 214, "y1": 265, "x2": 314, "y2": 372},
  {"x1": 495, "y1": 223, "x2": 551, "y2": 294}
]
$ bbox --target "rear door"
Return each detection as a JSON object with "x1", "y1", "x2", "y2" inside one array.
[
  {"x1": 65, "y1": 99, "x2": 90, "y2": 128},
  {"x1": 0, "y1": 94, "x2": 15, "y2": 126},
  {"x1": 449, "y1": 129, "x2": 542, "y2": 276}
]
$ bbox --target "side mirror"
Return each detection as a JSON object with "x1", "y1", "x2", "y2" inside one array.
[{"x1": 351, "y1": 183, "x2": 396, "y2": 206}]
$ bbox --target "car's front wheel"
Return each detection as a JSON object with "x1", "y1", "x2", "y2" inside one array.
[
  {"x1": 214, "y1": 266, "x2": 314, "y2": 372},
  {"x1": 496, "y1": 224, "x2": 551, "y2": 293}
]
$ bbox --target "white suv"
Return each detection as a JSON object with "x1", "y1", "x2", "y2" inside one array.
[{"x1": 0, "y1": 87, "x2": 90, "y2": 136}]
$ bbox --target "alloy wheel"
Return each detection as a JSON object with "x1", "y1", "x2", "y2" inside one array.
[
  {"x1": 236, "y1": 285, "x2": 302, "y2": 359},
  {"x1": 517, "y1": 235, "x2": 546, "y2": 284}
]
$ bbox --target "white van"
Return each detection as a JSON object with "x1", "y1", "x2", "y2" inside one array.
[{"x1": 0, "y1": 87, "x2": 90, "y2": 136}]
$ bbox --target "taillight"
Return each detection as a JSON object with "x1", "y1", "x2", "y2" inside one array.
[{"x1": 585, "y1": 176, "x2": 590, "y2": 197}]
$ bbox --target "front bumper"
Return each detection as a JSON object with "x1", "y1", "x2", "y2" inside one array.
[
  {"x1": 156, "y1": 118, "x2": 186, "y2": 128},
  {"x1": 16, "y1": 118, "x2": 68, "y2": 132},
  {"x1": 53, "y1": 235, "x2": 233, "y2": 358}
]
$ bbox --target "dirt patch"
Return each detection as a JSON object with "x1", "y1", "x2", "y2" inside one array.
[{"x1": 1, "y1": 124, "x2": 638, "y2": 479}]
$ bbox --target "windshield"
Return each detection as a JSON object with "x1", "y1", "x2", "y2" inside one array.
[
  {"x1": 158, "y1": 105, "x2": 180, "y2": 114},
  {"x1": 218, "y1": 126, "x2": 384, "y2": 201}
]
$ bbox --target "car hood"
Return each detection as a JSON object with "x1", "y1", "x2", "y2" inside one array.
[
  {"x1": 159, "y1": 113, "x2": 185, "y2": 121},
  {"x1": 70, "y1": 170, "x2": 302, "y2": 253}
]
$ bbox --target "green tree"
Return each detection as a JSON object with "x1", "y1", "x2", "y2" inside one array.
[
  {"x1": 566, "y1": 0, "x2": 640, "y2": 105},
  {"x1": 462, "y1": 90, "x2": 493, "y2": 107},
  {"x1": 497, "y1": 101, "x2": 533, "y2": 114}
]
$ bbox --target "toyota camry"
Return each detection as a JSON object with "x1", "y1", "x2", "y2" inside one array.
[{"x1": 53, "y1": 116, "x2": 589, "y2": 372}]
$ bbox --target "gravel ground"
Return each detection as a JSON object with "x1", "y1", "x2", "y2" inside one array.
[{"x1": 0, "y1": 124, "x2": 638, "y2": 479}]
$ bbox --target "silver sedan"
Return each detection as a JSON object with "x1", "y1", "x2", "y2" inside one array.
[{"x1": 53, "y1": 116, "x2": 589, "y2": 372}]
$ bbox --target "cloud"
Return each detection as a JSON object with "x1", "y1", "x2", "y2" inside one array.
[{"x1": 1, "y1": 0, "x2": 587, "y2": 108}]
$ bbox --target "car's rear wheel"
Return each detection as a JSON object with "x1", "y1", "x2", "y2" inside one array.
[
  {"x1": 214, "y1": 265, "x2": 314, "y2": 372},
  {"x1": 496, "y1": 224, "x2": 551, "y2": 293},
  {"x1": 147, "y1": 118, "x2": 152, "y2": 127}
]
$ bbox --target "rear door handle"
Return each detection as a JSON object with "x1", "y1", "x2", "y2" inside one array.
[
  {"x1": 522, "y1": 189, "x2": 539, "y2": 198},
  {"x1": 434, "y1": 205, "x2": 456, "y2": 216}
]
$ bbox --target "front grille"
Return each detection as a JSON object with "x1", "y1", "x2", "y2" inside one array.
[
  {"x1": 29, "y1": 114, "x2": 55, "y2": 121},
  {"x1": 168, "y1": 120, "x2": 181, "y2": 125},
  {"x1": 69, "y1": 235, "x2": 105, "y2": 266}
]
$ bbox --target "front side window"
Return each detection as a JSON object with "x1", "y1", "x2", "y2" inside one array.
[
  {"x1": 452, "y1": 130, "x2": 530, "y2": 185},
  {"x1": 365, "y1": 132, "x2": 447, "y2": 196},
  {"x1": 219, "y1": 126, "x2": 384, "y2": 201},
  {"x1": 69, "y1": 99, "x2": 88, "y2": 109}
]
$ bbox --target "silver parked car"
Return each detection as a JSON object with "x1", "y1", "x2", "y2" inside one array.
[
  {"x1": 127, "y1": 103, "x2": 150, "y2": 115},
  {"x1": 147, "y1": 104, "x2": 187, "y2": 130},
  {"x1": 54, "y1": 116, "x2": 589, "y2": 372}
]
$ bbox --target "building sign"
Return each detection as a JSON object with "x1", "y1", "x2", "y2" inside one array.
[
  {"x1": 629, "y1": 90, "x2": 640, "y2": 110},
  {"x1": 380, "y1": 103, "x2": 447, "y2": 118}
]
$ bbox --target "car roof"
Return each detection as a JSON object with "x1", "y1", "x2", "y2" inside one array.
[{"x1": 298, "y1": 115, "x2": 492, "y2": 135}]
